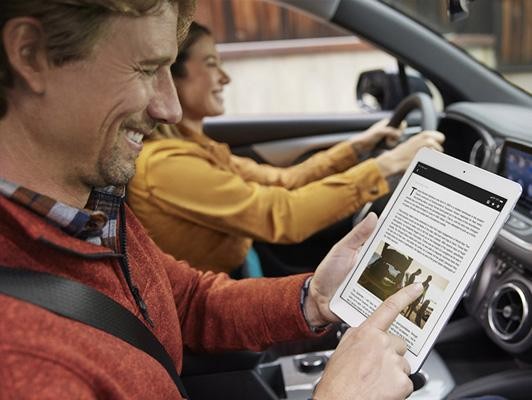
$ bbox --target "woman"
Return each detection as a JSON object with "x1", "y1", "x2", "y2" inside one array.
[{"x1": 128, "y1": 22, "x2": 444, "y2": 274}]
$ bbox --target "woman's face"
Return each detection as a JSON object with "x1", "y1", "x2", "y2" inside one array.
[{"x1": 175, "y1": 34, "x2": 230, "y2": 120}]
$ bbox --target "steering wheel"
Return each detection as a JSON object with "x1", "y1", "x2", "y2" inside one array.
[{"x1": 353, "y1": 92, "x2": 438, "y2": 225}]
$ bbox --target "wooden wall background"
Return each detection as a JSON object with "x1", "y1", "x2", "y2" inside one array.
[
  {"x1": 193, "y1": 0, "x2": 532, "y2": 70},
  {"x1": 194, "y1": 0, "x2": 346, "y2": 42},
  {"x1": 500, "y1": 0, "x2": 532, "y2": 68}
]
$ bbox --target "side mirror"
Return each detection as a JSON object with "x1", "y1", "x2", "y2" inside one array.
[
  {"x1": 355, "y1": 69, "x2": 432, "y2": 112},
  {"x1": 447, "y1": 0, "x2": 475, "y2": 22}
]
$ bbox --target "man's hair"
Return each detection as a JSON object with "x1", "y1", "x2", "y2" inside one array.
[
  {"x1": 0, "y1": 0, "x2": 195, "y2": 118},
  {"x1": 171, "y1": 21, "x2": 211, "y2": 78}
]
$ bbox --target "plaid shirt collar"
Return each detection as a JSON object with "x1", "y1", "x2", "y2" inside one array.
[{"x1": 0, "y1": 178, "x2": 124, "y2": 251}]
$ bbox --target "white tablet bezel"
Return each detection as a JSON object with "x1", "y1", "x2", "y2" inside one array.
[{"x1": 329, "y1": 147, "x2": 522, "y2": 373}]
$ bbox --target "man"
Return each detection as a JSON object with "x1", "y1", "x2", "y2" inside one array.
[
  {"x1": 406, "y1": 275, "x2": 432, "y2": 319},
  {"x1": 406, "y1": 269, "x2": 422, "y2": 286},
  {"x1": 0, "y1": 1, "x2": 422, "y2": 399}
]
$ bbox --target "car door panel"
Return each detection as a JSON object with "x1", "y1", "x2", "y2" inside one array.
[{"x1": 205, "y1": 113, "x2": 423, "y2": 164}]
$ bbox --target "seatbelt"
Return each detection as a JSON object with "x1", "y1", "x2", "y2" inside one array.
[{"x1": 0, "y1": 266, "x2": 189, "y2": 399}]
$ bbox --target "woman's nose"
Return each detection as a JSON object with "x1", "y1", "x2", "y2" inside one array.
[{"x1": 219, "y1": 67, "x2": 231, "y2": 85}]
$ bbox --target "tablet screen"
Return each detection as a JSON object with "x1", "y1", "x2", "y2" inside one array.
[{"x1": 339, "y1": 162, "x2": 507, "y2": 356}]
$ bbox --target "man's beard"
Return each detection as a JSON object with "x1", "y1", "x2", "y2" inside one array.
[{"x1": 94, "y1": 143, "x2": 136, "y2": 188}]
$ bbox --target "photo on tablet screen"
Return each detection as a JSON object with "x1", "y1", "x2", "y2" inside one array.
[{"x1": 358, "y1": 240, "x2": 449, "y2": 329}]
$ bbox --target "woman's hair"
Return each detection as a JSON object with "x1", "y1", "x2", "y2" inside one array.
[
  {"x1": 0, "y1": 0, "x2": 195, "y2": 118},
  {"x1": 171, "y1": 21, "x2": 211, "y2": 78}
]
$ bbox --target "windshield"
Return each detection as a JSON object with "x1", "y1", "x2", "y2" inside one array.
[{"x1": 380, "y1": 0, "x2": 532, "y2": 94}]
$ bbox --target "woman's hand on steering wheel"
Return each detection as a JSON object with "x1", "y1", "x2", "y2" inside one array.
[
  {"x1": 349, "y1": 118, "x2": 406, "y2": 155},
  {"x1": 375, "y1": 130, "x2": 445, "y2": 178},
  {"x1": 353, "y1": 92, "x2": 444, "y2": 223}
]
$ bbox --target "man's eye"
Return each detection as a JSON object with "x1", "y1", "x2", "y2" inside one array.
[
  {"x1": 142, "y1": 69, "x2": 158, "y2": 76},
  {"x1": 136, "y1": 67, "x2": 158, "y2": 77}
]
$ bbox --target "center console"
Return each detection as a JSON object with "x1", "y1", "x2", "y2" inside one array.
[
  {"x1": 261, "y1": 348, "x2": 454, "y2": 399},
  {"x1": 465, "y1": 140, "x2": 532, "y2": 359},
  {"x1": 446, "y1": 140, "x2": 532, "y2": 399}
]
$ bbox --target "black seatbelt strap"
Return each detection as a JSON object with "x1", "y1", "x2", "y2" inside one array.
[{"x1": 0, "y1": 266, "x2": 189, "y2": 399}]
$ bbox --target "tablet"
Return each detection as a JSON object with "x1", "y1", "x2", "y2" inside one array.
[{"x1": 329, "y1": 148, "x2": 522, "y2": 373}]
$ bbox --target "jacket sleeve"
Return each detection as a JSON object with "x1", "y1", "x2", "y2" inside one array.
[
  {"x1": 144, "y1": 149, "x2": 388, "y2": 244},
  {"x1": 162, "y1": 256, "x2": 319, "y2": 352},
  {"x1": 230, "y1": 141, "x2": 360, "y2": 189},
  {"x1": 125, "y1": 207, "x2": 321, "y2": 353}
]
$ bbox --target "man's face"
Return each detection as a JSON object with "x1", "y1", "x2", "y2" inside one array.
[{"x1": 41, "y1": 4, "x2": 181, "y2": 189}]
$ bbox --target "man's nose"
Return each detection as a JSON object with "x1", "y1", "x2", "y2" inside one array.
[{"x1": 147, "y1": 70, "x2": 182, "y2": 125}]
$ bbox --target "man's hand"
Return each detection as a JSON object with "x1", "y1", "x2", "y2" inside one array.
[
  {"x1": 376, "y1": 131, "x2": 445, "y2": 178},
  {"x1": 303, "y1": 213, "x2": 378, "y2": 327},
  {"x1": 302, "y1": 212, "x2": 423, "y2": 399},
  {"x1": 313, "y1": 284, "x2": 423, "y2": 400},
  {"x1": 350, "y1": 119, "x2": 405, "y2": 155}
]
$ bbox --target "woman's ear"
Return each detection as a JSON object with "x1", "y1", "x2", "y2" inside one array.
[{"x1": 2, "y1": 17, "x2": 49, "y2": 94}]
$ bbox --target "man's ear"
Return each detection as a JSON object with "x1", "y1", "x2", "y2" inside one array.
[{"x1": 2, "y1": 17, "x2": 49, "y2": 94}]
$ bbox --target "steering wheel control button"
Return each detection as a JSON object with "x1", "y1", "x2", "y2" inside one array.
[{"x1": 295, "y1": 354, "x2": 328, "y2": 374}]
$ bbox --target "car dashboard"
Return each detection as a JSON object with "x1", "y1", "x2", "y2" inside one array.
[{"x1": 438, "y1": 102, "x2": 532, "y2": 360}]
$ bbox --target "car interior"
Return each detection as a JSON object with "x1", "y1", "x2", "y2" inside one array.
[{"x1": 179, "y1": 0, "x2": 532, "y2": 399}]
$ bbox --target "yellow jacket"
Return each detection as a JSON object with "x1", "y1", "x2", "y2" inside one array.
[{"x1": 128, "y1": 125, "x2": 388, "y2": 273}]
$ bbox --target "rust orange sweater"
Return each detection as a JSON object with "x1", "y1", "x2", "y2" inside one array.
[{"x1": 0, "y1": 196, "x2": 315, "y2": 399}]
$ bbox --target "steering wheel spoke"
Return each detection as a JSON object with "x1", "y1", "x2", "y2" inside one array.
[{"x1": 354, "y1": 92, "x2": 438, "y2": 223}]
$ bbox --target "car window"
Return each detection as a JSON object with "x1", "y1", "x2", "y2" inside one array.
[
  {"x1": 380, "y1": 0, "x2": 532, "y2": 95},
  {"x1": 195, "y1": 0, "x2": 436, "y2": 116}
]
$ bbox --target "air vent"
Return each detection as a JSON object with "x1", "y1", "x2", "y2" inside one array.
[{"x1": 488, "y1": 282, "x2": 530, "y2": 342}]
